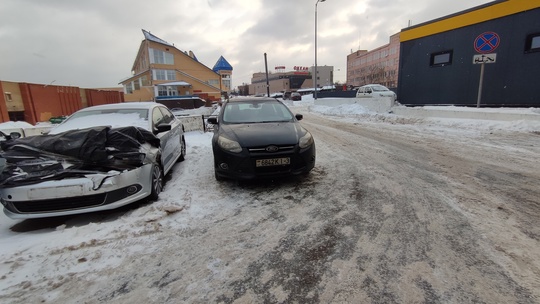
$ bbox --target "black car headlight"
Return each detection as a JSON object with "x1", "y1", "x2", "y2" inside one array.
[
  {"x1": 217, "y1": 135, "x2": 242, "y2": 153},
  {"x1": 299, "y1": 132, "x2": 314, "y2": 149}
]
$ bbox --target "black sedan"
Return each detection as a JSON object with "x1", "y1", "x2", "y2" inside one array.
[{"x1": 207, "y1": 98, "x2": 315, "y2": 181}]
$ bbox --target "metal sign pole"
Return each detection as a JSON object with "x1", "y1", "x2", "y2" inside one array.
[
  {"x1": 264, "y1": 53, "x2": 270, "y2": 97},
  {"x1": 476, "y1": 63, "x2": 485, "y2": 108}
]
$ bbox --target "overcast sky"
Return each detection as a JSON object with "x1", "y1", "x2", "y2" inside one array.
[{"x1": 0, "y1": 0, "x2": 493, "y2": 89}]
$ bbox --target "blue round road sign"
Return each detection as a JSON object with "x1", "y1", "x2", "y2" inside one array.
[{"x1": 474, "y1": 32, "x2": 500, "y2": 53}]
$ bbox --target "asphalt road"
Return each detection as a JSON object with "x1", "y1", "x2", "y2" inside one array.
[{"x1": 2, "y1": 111, "x2": 539, "y2": 303}]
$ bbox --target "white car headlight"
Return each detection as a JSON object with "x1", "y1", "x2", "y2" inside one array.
[
  {"x1": 217, "y1": 135, "x2": 242, "y2": 153},
  {"x1": 299, "y1": 132, "x2": 314, "y2": 149}
]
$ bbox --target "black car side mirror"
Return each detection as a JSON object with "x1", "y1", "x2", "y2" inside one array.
[
  {"x1": 155, "y1": 124, "x2": 172, "y2": 134},
  {"x1": 207, "y1": 117, "x2": 218, "y2": 124},
  {"x1": 295, "y1": 114, "x2": 303, "y2": 121}
]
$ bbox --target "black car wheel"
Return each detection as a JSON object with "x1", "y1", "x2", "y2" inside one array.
[
  {"x1": 148, "y1": 163, "x2": 163, "y2": 201},
  {"x1": 178, "y1": 135, "x2": 186, "y2": 162},
  {"x1": 215, "y1": 170, "x2": 224, "y2": 181}
]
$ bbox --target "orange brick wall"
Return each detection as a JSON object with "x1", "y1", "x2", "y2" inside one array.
[
  {"x1": 19, "y1": 83, "x2": 82, "y2": 124},
  {"x1": 0, "y1": 82, "x2": 11, "y2": 122},
  {"x1": 4, "y1": 83, "x2": 125, "y2": 125},
  {"x1": 85, "y1": 89, "x2": 125, "y2": 107}
]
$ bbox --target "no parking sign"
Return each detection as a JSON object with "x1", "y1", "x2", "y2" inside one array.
[
  {"x1": 473, "y1": 31, "x2": 500, "y2": 108},
  {"x1": 474, "y1": 32, "x2": 500, "y2": 53}
]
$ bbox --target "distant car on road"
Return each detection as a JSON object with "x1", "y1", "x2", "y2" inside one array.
[
  {"x1": 356, "y1": 84, "x2": 397, "y2": 101},
  {"x1": 270, "y1": 92, "x2": 283, "y2": 99},
  {"x1": 207, "y1": 98, "x2": 315, "y2": 181},
  {"x1": 291, "y1": 92, "x2": 301, "y2": 101},
  {"x1": 0, "y1": 102, "x2": 186, "y2": 219}
]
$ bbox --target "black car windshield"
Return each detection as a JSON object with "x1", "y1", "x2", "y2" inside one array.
[{"x1": 222, "y1": 101, "x2": 294, "y2": 123}]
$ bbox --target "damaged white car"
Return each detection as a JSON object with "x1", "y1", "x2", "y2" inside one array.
[{"x1": 0, "y1": 102, "x2": 186, "y2": 219}]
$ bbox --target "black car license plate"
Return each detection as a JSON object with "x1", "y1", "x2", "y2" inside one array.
[{"x1": 256, "y1": 158, "x2": 291, "y2": 167}]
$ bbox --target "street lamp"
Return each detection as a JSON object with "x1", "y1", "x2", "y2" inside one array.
[{"x1": 314, "y1": 0, "x2": 326, "y2": 100}]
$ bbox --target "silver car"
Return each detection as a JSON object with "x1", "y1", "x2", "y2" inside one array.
[{"x1": 0, "y1": 102, "x2": 186, "y2": 219}]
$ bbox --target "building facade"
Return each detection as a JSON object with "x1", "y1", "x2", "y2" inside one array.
[
  {"x1": 249, "y1": 70, "x2": 312, "y2": 96},
  {"x1": 398, "y1": 0, "x2": 540, "y2": 107},
  {"x1": 311, "y1": 65, "x2": 334, "y2": 88},
  {"x1": 347, "y1": 33, "x2": 400, "y2": 89},
  {"x1": 121, "y1": 30, "x2": 231, "y2": 103}
]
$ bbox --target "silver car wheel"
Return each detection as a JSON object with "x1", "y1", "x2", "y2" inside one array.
[{"x1": 149, "y1": 163, "x2": 163, "y2": 201}]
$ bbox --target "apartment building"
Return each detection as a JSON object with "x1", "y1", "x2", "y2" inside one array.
[{"x1": 346, "y1": 33, "x2": 400, "y2": 89}]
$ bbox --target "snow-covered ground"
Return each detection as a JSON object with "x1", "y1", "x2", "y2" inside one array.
[{"x1": 0, "y1": 96, "x2": 539, "y2": 303}]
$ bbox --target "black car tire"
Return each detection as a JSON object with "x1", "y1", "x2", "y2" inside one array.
[
  {"x1": 215, "y1": 170, "x2": 224, "y2": 181},
  {"x1": 178, "y1": 135, "x2": 186, "y2": 162},
  {"x1": 148, "y1": 163, "x2": 164, "y2": 201}
]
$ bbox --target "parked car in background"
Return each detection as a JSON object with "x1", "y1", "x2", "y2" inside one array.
[
  {"x1": 291, "y1": 92, "x2": 301, "y2": 101},
  {"x1": 207, "y1": 98, "x2": 315, "y2": 181},
  {"x1": 0, "y1": 102, "x2": 186, "y2": 219},
  {"x1": 270, "y1": 92, "x2": 283, "y2": 99},
  {"x1": 356, "y1": 84, "x2": 397, "y2": 101}
]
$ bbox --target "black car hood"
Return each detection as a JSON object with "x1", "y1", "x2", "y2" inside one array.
[{"x1": 220, "y1": 122, "x2": 302, "y2": 147}]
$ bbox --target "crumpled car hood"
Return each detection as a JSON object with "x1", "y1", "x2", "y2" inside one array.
[{"x1": 0, "y1": 126, "x2": 160, "y2": 188}]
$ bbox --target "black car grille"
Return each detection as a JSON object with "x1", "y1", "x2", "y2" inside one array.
[
  {"x1": 255, "y1": 164, "x2": 292, "y2": 174},
  {"x1": 7, "y1": 184, "x2": 142, "y2": 214},
  {"x1": 248, "y1": 145, "x2": 295, "y2": 153}
]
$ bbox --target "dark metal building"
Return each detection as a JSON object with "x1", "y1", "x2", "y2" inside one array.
[{"x1": 398, "y1": 0, "x2": 540, "y2": 107}]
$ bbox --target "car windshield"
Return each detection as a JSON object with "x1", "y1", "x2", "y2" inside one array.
[
  {"x1": 222, "y1": 101, "x2": 294, "y2": 123},
  {"x1": 371, "y1": 85, "x2": 389, "y2": 92},
  {"x1": 50, "y1": 109, "x2": 149, "y2": 134}
]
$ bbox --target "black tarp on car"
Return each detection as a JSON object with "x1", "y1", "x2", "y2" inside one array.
[{"x1": 0, "y1": 126, "x2": 161, "y2": 187}]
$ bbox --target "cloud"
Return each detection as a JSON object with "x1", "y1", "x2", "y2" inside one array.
[{"x1": 0, "y1": 0, "x2": 493, "y2": 88}]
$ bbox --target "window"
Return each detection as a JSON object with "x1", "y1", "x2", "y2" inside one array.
[
  {"x1": 133, "y1": 79, "x2": 141, "y2": 90},
  {"x1": 153, "y1": 69, "x2": 175, "y2": 81},
  {"x1": 525, "y1": 33, "x2": 540, "y2": 53},
  {"x1": 158, "y1": 86, "x2": 168, "y2": 96},
  {"x1": 4, "y1": 92, "x2": 12, "y2": 102},
  {"x1": 152, "y1": 108, "x2": 166, "y2": 127},
  {"x1": 125, "y1": 83, "x2": 133, "y2": 94},
  {"x1": 157, "y1": 86, "x2": 178, "y2": 96},
  {"x1": 158, "y1": 107, "x2": 175, "y2": 124},
  {"x1": 167, "y1": 86, "x2": 178, "y2": 96},
  {"x1": 167, "y1": 70, "x2": 176, "y2": 80},
  {"x1": 150, "y1": 48, "x2": 174, "y2": 64},
  {"x1": 223, "y1": 79, "x2": 231, "y2": 89},
  {"x1": 154, "y1": 70, "x2": 166, "y2": 80},
  {"x1": 430, "y1": 50, "x2": 453, "y2": 67},
  {"x1": 141, "y1": 75, "x2": 150, "y2": 86},
  {"x1": 207, "y1": 79, "x2": 219, "y2": 87}
]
